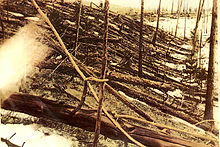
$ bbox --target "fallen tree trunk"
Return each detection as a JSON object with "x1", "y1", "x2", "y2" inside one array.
[
  {"x1": 1, "y1": 93, "x2": 211, "y2": 147},
  {"x1": 1, "y1": 93, "x2": 122, "y2": 140},
  {"x1": 108, "y1": 81, "x2": 219, "y2": 135},
  {"x1": 38, "y1": 62, "x2": 174, "y2": 93},
  {"x1": 78, "y1": 37, "x2": 122, "y2": 43},
  {"x1": 105, "y1": 84, "x2": 155, "y2": 122},
  {"x1": 109, "y1": 81, "x2": 197, "y2": 118},
  {"x1": 107, "y1": 71, "x2": 175, "y2": 92},
  {"x1": 37, "y1": 61, "x2": 206, "y2": 120}
]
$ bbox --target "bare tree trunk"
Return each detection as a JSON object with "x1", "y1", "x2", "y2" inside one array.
[
  {"x1": 138, "y1": 0, "x2": 144, "y2": 77},
  {"x1": 186, "y1": 1, "x2": 189, "y2": 17},
  {"x1": 183, "y1": 0, "x2": 187, "y2": 39},
  {"x1": 0, "y1": 8, "x2": 4, "y2": 39},
  {"x1": 174, "y1": 0, "x2": 183, "y2": 37},
  {"x1": 73, "y1": 0, "x2": 82, "y2": 56},
  {"x1": 188, "y1": 0, "x2": 205, "y2": 97},
  {"x1": 171, "y1": 0, "x2": 174, "y2": 14},
  {"x1": 93, "y1": 0, "x2": 109, "y2": 146},
  {"x1": 198, "y1": 29, "x2": 203, "y2": 68},
  {"x1": 0, "y1": 18, "x2": 4, "y2": 39},
  {"x1": 204, "y1": 0, "x2": 217, "y2": 121},
  {"x1": 198, "y1": 12, "x2": 204, "y2": 69},
  {"x1": 192, "y1": 0, "x2": 205, "y2": 53},
  {"x1": 6, "y1": 0, "x2": 9, "y2": 21},
  {"x1": 206, "y1": 7, "x2": 208, "y2": 34},
  {"x1": 152, "y1": 0, "x2": 161, "y2": 46},
  {"x1": 203, "y1": 9, "x2": 206, "y2": 34}
]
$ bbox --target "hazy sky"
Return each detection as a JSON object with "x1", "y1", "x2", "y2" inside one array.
[{"x1": 85, "y1": 0, "x2": 213, "y2": 10}]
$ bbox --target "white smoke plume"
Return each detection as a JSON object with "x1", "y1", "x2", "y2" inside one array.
[{"x1": 0, "y1": 23, "x2": 50, "y2": 102}]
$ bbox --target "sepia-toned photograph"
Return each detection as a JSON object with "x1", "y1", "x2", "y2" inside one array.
[{"x1": 0, "y1": 0, "x2": 219, "y2": 146}]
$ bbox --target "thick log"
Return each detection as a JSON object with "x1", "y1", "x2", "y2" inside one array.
[
  {"x1": 108, "y1": 71, "x2": 175, "y2": 92},
  {"x1": 1, "y1": 93, "x2": 211, "y2": 147},
  {"x1": 1, "y1": 93, "x2": 122, "y2": 140}
]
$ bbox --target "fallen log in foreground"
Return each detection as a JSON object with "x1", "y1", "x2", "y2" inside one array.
[{"x1": 1, "y1": 93, "x2": 211, "y2": 147}]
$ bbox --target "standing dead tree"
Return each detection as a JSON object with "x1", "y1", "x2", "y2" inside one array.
[
  {"x1": 203, "y1": 9, "x2": 205, "y2": 34},
  {"x1": 205, "y1": 3, "x2": 209, "y2": 34},
  {"x1": 93, "y1": 0, "x2": 109, "y2": 146},
  {"x1": 188, "y1": 0, "x2": 205, "y2": 98},
  {"x1": 183, "y1": 0, "x2": 187, "y2": 39},
  {"x1": 138, "y1": 0, "x2": 144, "y2": 77},
  {"x1": 0, "y1": 6, "x2": 4, "y2": 39},
  {"x1": 204, "y1": 0, "x2": 217, "y2": 122},
  {"x1": 152, "y1": 0, "x2": 162, "y2": 46},
  {"x1": 0, "y1": 15, "x2": 4, "y2": 39},
  {"x1": 198, "y1": 29, "x2": 203, "y2": 68},
  {"x1": 171, "y1": 0, "x2": 174, "y2": 14},
  {"x1": 192, "y1": 0, "x2": 205, "y2": 54},
  {"x1": 175, "y1": 0, "x2": 183, "y2": 37},
  {"x1": 73, "y1": 0, "x2": 82, "y2": 56}
]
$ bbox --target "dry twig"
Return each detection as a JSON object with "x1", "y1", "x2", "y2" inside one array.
[{"x1": 71, "y1": 80, "x2": 88, "y2": 114}]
